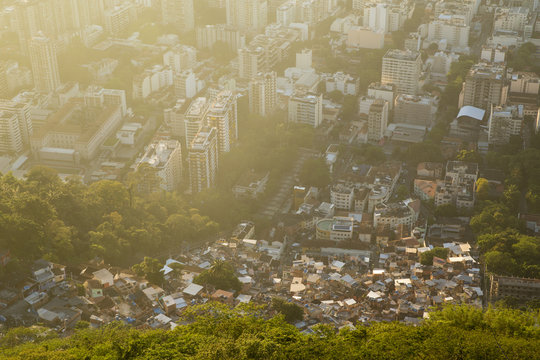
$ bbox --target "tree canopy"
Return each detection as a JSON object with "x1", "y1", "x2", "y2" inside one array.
[
  {"x1": 193, "y1": 260, "x2": 242, "y2": 292},
  {"x1": 1, "y1": 304, "x2": 539, "y2": 359},
  {"x1": 0, "y1": 167, "x2": 219, "y2": 282},
  {"x1": 299, "y1": 158, "x2": 331, "y2": 189}
]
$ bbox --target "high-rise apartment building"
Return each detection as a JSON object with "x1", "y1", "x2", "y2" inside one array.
[
  {"x1": 163, "y1": 45, "x2": 197, "y2": 74},
  {"x1": 226, "y1": 0, "x2": 268, "y2": 33},
  {"x1": 238, "y1": 46, "x2": 265, "y2": 79},
  {"x1": 248, "y1": 72, "x2": 277, "y2": 116},
  {"x1": 394, "y1": 94, "x2": 436, "y2": 127},
  {"x1": 367, "y1": 82, "x2": 395, "y2": 110},
  {"x1": 0, "y1": 111, "x2": 24, "y2": 153},
  {"x1": 381, "y1": 49, "x2": 422, "y2": 95},
  {"x1": 352, "y1": 0, "x2": 363, "y2": 10},
  {"x1": 189, "y1": 126, "x2": 219, "y2": 194},
  {"x1": 288, "y1": 91, "x2": 323, "y2": 128},
  {"x1": 136, "y1": 140, "x2": 183, "y2": 192},
  {"x1": 488, "y1": 104, "x2": 523, "y2": 145},
  {"x1": 508, "y1": 72, "x2": 540, "y2": 116},
  {"x1": 206, "y1": 90, "x2": 238, "y2": 153},
  {"x1": 367, "y1": 99, "x2": 388, "y2": 142},
  {"x1": 184, "y1": 97, "x2": 210, "y2": 147},
  {"x1": 427, "y1": 15, "x2": 470, "y2": 49},
  {"x1": 29, "y1": 35, "x2": 61, "y2": 93},
  {"x1": 13, "y1": 0, "x2": 106, "y2": 55},
  {"x1": 276, "y1": 1, "x2": 296, "y2": 26},
  {"x1": 104, "y1": 3, "x2": 133, "y2": 36},
  {"x1": 493, "y1": 6, "x2": 530, "y2": 33},
  {"x1": 174, "y1": 70, "x2": 197, "y2": 99},
  {"x1": 163, "y1": 100, "x2": 186, "y2": 138},
  {"x1": 161, "y1": 0, "x2": 195, "y2": 33},
  {"x1": 0, "y1": 100, "x2": 33, "y2": 147},
  {"x1": 196, "y1": 24, "x2": 246, "y2": 52},
  {"x1": 238, "y1": 35, "x2": 280, "y2": 79},
  {"x1": 363, "y1": 3, "x2": 389, "y2": 33},
  {"x1": 458, "y1": 63, "x2": 508, "y2": 110},
  {"x1": 296, "y1": 49, "x2": 313, "y2": 69}
]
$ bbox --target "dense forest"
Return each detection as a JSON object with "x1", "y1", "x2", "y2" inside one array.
[
  {"x1": 1, "y1": 304, "x2": 539, "y2": 359},
  {"x1": 0, "y1": 166, "x2": 219, "y2": 282}
]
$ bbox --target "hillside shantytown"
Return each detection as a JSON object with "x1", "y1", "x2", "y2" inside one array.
[{"x1": 0, "y1": 0, "x2": 539, "y2": 353}]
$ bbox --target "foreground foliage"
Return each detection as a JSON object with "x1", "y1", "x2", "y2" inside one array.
[{"x1": 1, "y1": 304, "x2": 539, "y2": 359}]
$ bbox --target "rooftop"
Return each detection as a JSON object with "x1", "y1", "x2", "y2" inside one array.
[{"x1": 384, "y1": 49, "x2": 420, "y2": 61}]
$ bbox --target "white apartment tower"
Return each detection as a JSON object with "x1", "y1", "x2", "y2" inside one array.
[
  {"x1": 206, "y1": 90, "x2": 238, "y2": 154},
  {"x1": 174, "y1": 70, "x2": 197, "y2": 99},
  {"x1": 189, "y1": 126, "x2": 219, "y2": 194},
  {"x1": 381, "y1": 49, "x2": 422, "y2": 95},
  {"x1": 163, "y1": 45, "x2": 197, "y2": 74},
  {"x1": 184, "y1": 97, "x2": 210, "y2": 147},
  {"x1": 459, "y1": 63, "x2": 507, "y2": 110},
  {"x1": 367, "y1": 99, "x2": 388, "y2": 142},
  {"x1": 161, "y1": 0, "x2": 195, "y2": 33},
  {"x1": 296, "y1": 49, "x2": 313, "y2": 69},
  {"x1": 0, "y1": 111, "x2": 23, "y2": 153},
  {"x1": 277, "y1": 1, "x2": 296, "y2": 26},
  {"x1": 288, "y1": 91, "x2": 323, "y2": 128},
  {"x1": 488, "y1": 104, "x2": 523, "y2": 145},
  {"x1": 0, "y1": 100, "x2": 33, "y2": 148},
  {"x1": 427, "y1": 14, "x2": 470, "y2": 49},
  {"x1": 137, "y1": 140, "x2": 183, "y2": 192},
  {"x1": 29, "y1": 34, "x2": 61, "y2": 93},
  {"x1": 226, "y1": 0, "x2": 268, "y2": 33},
  {"x1": 248, "y1": 72, "x2": 277, "y2": 116}
]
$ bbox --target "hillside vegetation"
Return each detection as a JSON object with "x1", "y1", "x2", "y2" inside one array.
[{"x1": 1, "y1": 304, "x2": 539, "y2": 360}]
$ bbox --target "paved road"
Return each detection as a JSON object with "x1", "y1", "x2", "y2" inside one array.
[{"x1": 256, "y1": 148, "x2": 320, "y2": 219}]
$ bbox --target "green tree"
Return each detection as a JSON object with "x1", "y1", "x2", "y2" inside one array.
[
  {"x1": 395, "y1": 185, "x2": 409, "y2": 201},
  {"x1": 194, "y1": 260, "x2": 241, "y2": 292},
  {"x1": 475, "y1": 178, "x2": 490, "y2": 200},
  {"x1": 271, "y1": 297, "x2": 304, "y2": 323},
  {"x1": 503, "y1": 184, "x2": 521, "y2": 211},
  {"x1": 299, "y1": 158, "x2": 331, "y2": 189},
  {"x1": 456, "y1": 150, "x2": 482, "y2": 163},
  {"x1": 434, "y1": 204, "x2": 458, "y2": 218},
  {"x1": 326, "y1": 90, "x2": 344, "y2": 103},
  {"x1": 132, "y1": 257, "x2": 164, "y2": 285},
  {"x1": 508, "y1": 42, "x2": 539, "y2": 74},
  {"x1": 420, "y1": 247, "x2": 449, "y2": 266},
  {"x1": 470, "y1": 203, "x2": 519, "y2": 235},
  {"x1": 484, "y1": 250, "x2": 518, "y2": 276},
  {"x1": 405, "y1": 142, "x2": 443, "y2": 164}
]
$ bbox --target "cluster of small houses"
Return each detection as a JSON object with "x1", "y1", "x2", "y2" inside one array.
[{"x1": 0, "y1": 219, "x2": 482, "y2": 333}]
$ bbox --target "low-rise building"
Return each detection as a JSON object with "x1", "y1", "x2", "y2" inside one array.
[
  {"x1": 373, "y1": 203, "x2": 415, "y2": 230},
  {"x1": 394, "y1": 94, "x2": 436, "y2": 128},
  {"x1": 488, "y1": 104, "x2": 523, "y2": 145},
  {"x1": 417, "y1": 162, "x2": 443, "y2": 179},
  {"x1": 489, "y1": 275, "x2": 540, "y2": 303},
  {"x1": 435, "y1": 161, "x2": 478, "y2": 209},
  {"x1": 30, "y1": 102, "x2": 123, "y2": 163},
  {"x1": 414, "y1": 179, "x2": 437, "y2": 201},
  {"x1": 346, "y1": 27, "x2": 385, "y2": 49},
  {"x1": 232, "y1": 170, "x2": 269, "y2": 199},
  {"x1": 330, "y1": 184, "x2": 355, "y2": 210},
  {"x1": 324, "y1": 72, "x2": 359, "y2": 96},
  {"x1": 316, "y1": 217, "x2": 355, "y2": 242},
  {"x1": 288, "y1": 91, "x2": 323, "y2": 128}
]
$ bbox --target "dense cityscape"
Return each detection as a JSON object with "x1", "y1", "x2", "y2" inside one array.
[{"x1": 0, "y1": 0, "x2": 539, "y2": 358}]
